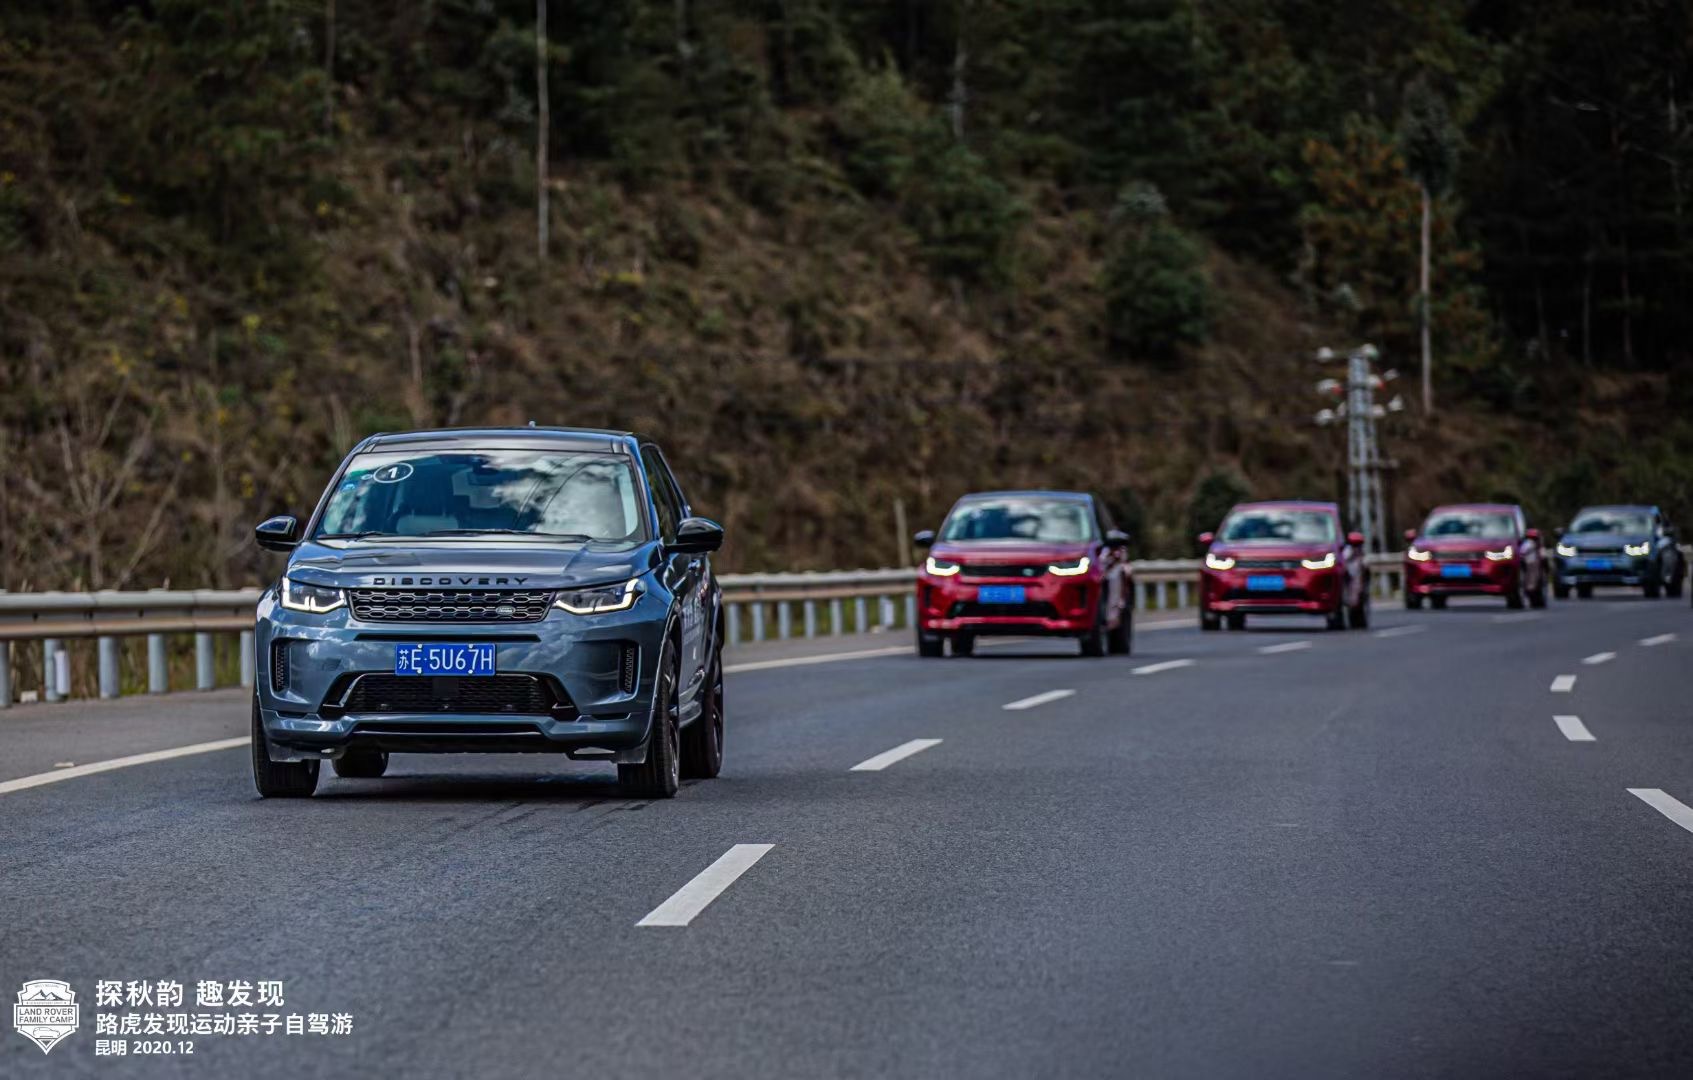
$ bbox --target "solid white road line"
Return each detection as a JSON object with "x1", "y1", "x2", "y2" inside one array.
[
  {"x1": 851, "y1": 738, "x2": 943, "y2": 772},
  {"x1": 1258, "y1": 640, "x2": 1312, "y2": 655},
  {"x1": 1550, "y1": 674, "x2": 1577, "y2": 693},
  {"x1": 0, "y1": 738, "x2": 250, "y2": 796},
  {"x1": 1002, "y1": 689, "x2": 1076, "y2": 712},
  {"x1": 1628, "y1": 789, "x2": 1693, "y2": 836},
  {"x1": 1582, "y1": 652, "x2": 1616, "y2": 666},
  {"x1": 724, "y1": 646, "x2": 909, "y2": 674},
  {"x1": 1640, "y1": 633, "x2": 1677, "y2": 647},
  {"x1": 1372, "y1": 624, "x2": 1425, "y2": 639},
  {"x1": 636, "y1": 844, "x2": 774, "y2": 927},
  {"x1": 1493, "y1": 612, "x2": 1543, "y2": 623},
  {"x1": 1553, "y1": 715, "x2": 1595, "y2": 742},
  {"x1": 1132, "y1": 659, "x2": 1195, "y2": 676}
]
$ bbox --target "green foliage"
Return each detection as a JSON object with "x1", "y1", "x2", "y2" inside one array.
[
  {"x1": 1102, "y1": 184, "x2": 1211, "y2": 362},
  {"x1": 1187, "y1": 469, "x2": 1251, "y2": 543}
]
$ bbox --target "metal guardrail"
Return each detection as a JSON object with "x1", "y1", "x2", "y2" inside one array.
[{"x1": 0, "y1": 557, "x2": 1408, "y2": 708}]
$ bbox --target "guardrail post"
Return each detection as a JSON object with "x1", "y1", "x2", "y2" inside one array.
[
  {"x1": 43, "y1": 638, "x2": 62, "y2": 703},
  {"x1": 239, "y1": 631, "x2": 254, "y2": 688},
  {"x1": 1135, "y1": 580, "x2": 1147, "y2": 612},
  {"x1": 195, "y1": 633, "x2": 215, "y2": 690},
  {"x1": 97, "y1": 636, "x2": 120, "y2": 699},
  {"x1": 147, "y1": 634, "x2": 168, "y2": 693},
  {"x1": 750, "y1": 603, "x2": 765, "y2": 642},
  {"x1": 0, "y1": 643, "x2": 11, "y2": 709},
  {"x1": 854, "y1": 597, "x2": 867, "y2": 635},
  {"x1": 803, "y1": 600, "x2": 817, "y2": 639},
  {"x1": 777, "y1": 601, "x2": 791, "y2": 640},
  {"x1": 903, "y1": 593, "x2": 915, "y2": 629},
  {"x1": 828, "y1": 598, "x2": 842, "y2": 636},
  {"x1": 880, "y1": 596, "x2": 894, "y2": 628},
  {"x1": 726, "y1": 604, "x2": 741, "y2": 646},
  {"x1": 1176, "y1": 581, "x2": 1190, "y2": 609}
]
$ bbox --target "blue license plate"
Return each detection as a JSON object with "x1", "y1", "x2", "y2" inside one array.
[
  {"x1": 394, "y1": 643, "x2": 496, "y2": 676},
  {"x1": 976, "y1": 585, "x2": 1026, "y2": 605},
  {"x1": 1583, "y1": 558, "x2": 1613, "y2": 571},
  {"x1": 1441, "y1": 564, "x2": 1473, "y2": 578},
  {"x1": 1246, "y1": 575, "x2": 1285, "y2": 591}
]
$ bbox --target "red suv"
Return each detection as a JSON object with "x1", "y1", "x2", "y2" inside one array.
[
  {"x1": 914, "y1": 491, "x2": 1133, "y2": 658},
  {"x1": 1404, "y1": 502, "x2": 1547, "y2": 609},
  {"x1": 1198, "y1": 500, "x2": 1369, "y2": 631}
]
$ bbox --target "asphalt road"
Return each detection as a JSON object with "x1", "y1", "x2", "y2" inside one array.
[{"x1": 4, "y1": 598, "x2": 1693, "y2": 1078}]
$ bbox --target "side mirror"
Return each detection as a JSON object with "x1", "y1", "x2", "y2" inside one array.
[
  {"x1": 1197, "y1": 531, "x2": 1215, "y2": 546},
  {"x1": 672, "y1": 516, "x2": 725, "y2": 554},
  {"x1": 1105, "y1": 529, "x2": 1130, "y2": 549},
  {"x1": 913, "y1": 529, "x2": 936, "y2": 549},
  {"x1": 255, "y1": 515, "x2": 300, "y2": 552},
  {"x1": 1347, "y1": 531, "x2": 1365, "y2": 547},
  {"x1": 1403, "y1": 528, "x2": 1418, "y2": 543},
  {"x1": 1525, "y1": 527, "x2": 1541, "y2": 542}
]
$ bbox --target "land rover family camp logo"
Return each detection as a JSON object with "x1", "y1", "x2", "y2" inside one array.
[{"x1": 13, "y1": 980, "x2": 78, "y2": 1054}]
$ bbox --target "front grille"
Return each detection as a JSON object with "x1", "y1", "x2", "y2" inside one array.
[
  {"x1": 1571, "y1": 546, "x2": 1624, "y2": 556},
  {"x1": 348, "y1": 589, "x2": 554, "y2": 623},
  {"x1": 270, "y1": 640, "x2": 290, "y2": 692},
  {"x1": 337, "y1": 673, "x2": 559, "y2": 715},
  {"x1": 1235, "y1": 558, "x2": 1300, "y2": 570},
  {"x1": 619, "y1": 644, "x2": 638, "y2": 694},
  {"x1": 959, "y1": 564, "x2": 1046, "y2": 579},
  {"x1": 948, "y1": 601, "x2": 1060, "y2": 619},
  {"x1": 1433, "y1": 550, "x2": 1480, "y2": 562},
  {"x1": 1224, "y1": 587, "x2": 1309, "y2": 601}
]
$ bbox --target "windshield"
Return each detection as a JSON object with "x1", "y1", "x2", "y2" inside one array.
[
  {"x1": 940, "y1": 497, "x2": 1097, "y2": 543},
  {"x1": 315, "y1": 450, "x2": 647, "y2": 542},
  {"x1": 1570, "y1": 509, "x2": 1653, "y2": 535},
  {"x1": 1423, "y1": 510, "x2": 1517, "y2": 540},
  {"x1": 1217, "y1": 508, "x2": 1336, "y2": 544}
]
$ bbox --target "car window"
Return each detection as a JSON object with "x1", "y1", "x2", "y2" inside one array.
[
  {"x1": 1570, "y1": 509, "x2": 1655, "y2": 535},
  {"x1": 1423, "y1": 510, "x2": 1518, "y2": 539},
  {"x1": 1217, "y1": 509, "x2": 1336, "y2": 544},
  {"x1": 641, "y1": 447, "x2": 683, "y2": 541},
  {"x1": 315, "y1": 449, "x2": 645, "y2": 542},
  {"x1": 940, "y1": 498, "x2": 1098, "y2": 543}
]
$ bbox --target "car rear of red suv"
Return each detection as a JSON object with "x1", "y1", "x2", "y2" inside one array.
[
  {"x1": 1197, "y1": 500, "x2": 1369, "y2": 631},
  {"x1": 914, "y1": 491, "x2": 1132, "y2": 658}
]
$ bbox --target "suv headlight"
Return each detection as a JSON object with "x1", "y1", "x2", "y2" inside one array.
[
  {"x1": 1048, "y1": 556, "x2": 1090, "y2": 576},
  {"x1": 1301, "y1": 552, "x2": 1336, "y2": 571},
  {"x1": 1625, "y1": 542, "x2": 1651, "y2": 557},
  {"x1": 1485, "y1": 547, "x2": 1514, "y2": 561},
  {"x1": 1204, "y1": 552, "x2": 1235, "y2": 571},
  {"x1": 555, "y1": 578, "x2": 641, "y2": 615},
  {"x1": 280, "y1": 577, "x2": 346, "y2": 614},
  {"x1": 924, "y1": 556, "x2": 961, "y2": 577},
  {"x1": 1407, "y1": 547, "x2": 1432, "y2": 562},
  {"x1": 1556, "y1": 543, "x2": 1577, "y2": 557}
]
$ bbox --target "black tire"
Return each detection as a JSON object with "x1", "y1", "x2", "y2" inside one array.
[
  {"x1": 916, "y1": 629, "x2": 945, "y2": 658},
  {"x1": 1325, "y1": 604, "x2": 1347, "y2": 631},
  {"x1": 951, "y1": 633, "x2": 976, "y2": 657},
  {"x1": 1645, "y1": 578, "x2": 1662, "y2": 599},
  {"x1": 1406, "y1": 592, "x2": 1424, "y2": 610},
  {"x1": 251, "y1": 696, "x2": 318, "y2": 798},
  {"x1": 1553, "y1": 582, "x2": 1570, "y2": 600},
  {"x1": 1226, "y1": 613, "x2": 1246, "y2": 631},
  {"x1": 680, "y1": 640, "x2": 724, "y2": 780},
  {"x1": 619, "y1": 641, "x2": 681, "y2": 799},
  {"x1": 1577, "y1": 583, "x2": 1593, "y2": 599},
  {"x1": 1431, "y1": 595, "x2": 1448, "y2": 610},
  {"x1": 1200, "y1": 608, "x2": 1221, "y2": 632},
  {"x1": 1347, "y1": 595, "x2": 1370, "y2": 630},
  {"x1": 1107, "y1": 608, "x2": 1133, "y2": 655},
  {"x1": 1080, "y1": 601, "x2": 1107, "y2": 657},
  {"x1": 332, "y1": 749, "x2": 388, "y2": 779},
  {"x1": 1506, "y1": 586, "x2": 1525, "y2": 609}
]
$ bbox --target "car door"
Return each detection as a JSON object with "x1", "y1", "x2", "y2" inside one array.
[
  {"x1": 1091, "y1": 497, "x2": 1124, "y2": 621},
  {"x1": 641, "y1": 445, "x2": 706, "y2": 697}
]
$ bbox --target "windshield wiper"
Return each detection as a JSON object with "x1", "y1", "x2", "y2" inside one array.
[{"x1": 409, "y1": 529, "x2": 594, "y2": 541}]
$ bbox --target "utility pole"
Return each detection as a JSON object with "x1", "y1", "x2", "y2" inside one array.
[
  {"x1": 1314, "y1": 345, "x2": 1404, "y2": 555},
  {"x1": 535, "y1": 0, "x2": 549, "y2": 262}
]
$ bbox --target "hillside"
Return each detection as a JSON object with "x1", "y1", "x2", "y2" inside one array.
[{"x1": 2, "y1": 2, "x2": 1691, "y2": 588}]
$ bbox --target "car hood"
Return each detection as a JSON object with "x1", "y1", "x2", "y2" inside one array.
[
  {"x1": 1412, "y1": 537, "x2": 1515, "y2": 553},
  {"x1": 1558, "y1": 532, "x2": 1648, "y2": 549},
  {"x1": 284, "y1": 539, "x2": 655, "y2": 590},
  {"x1": 1207, "y1": 542, "x2": 1334, "y2": 561},
  {"x1": 929, "y1": 540, "x2": 1093, "y2": 563}
]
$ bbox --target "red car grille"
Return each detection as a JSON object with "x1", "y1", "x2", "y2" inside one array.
[{"x1": 958, "y1": 564, "x2": 1047, "y2": 579}]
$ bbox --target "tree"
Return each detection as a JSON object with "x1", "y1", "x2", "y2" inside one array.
[
  {"x1": 1102, "y1": 182, "x2": 1211, "y2": 363},
  {"x1": 1399, "y1": 78, "x2": 1460, "y2": 413}
]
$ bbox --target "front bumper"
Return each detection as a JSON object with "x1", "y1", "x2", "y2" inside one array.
[
  {"x1": 1555, "y1": 555, "x2": 1650, "y2": 587},
  {"x1": 1200, "y1": 566, "x2": 1340, "y2": 615},
  {"x1": 916, "y1": 575, "x2": 1101, "y2": 636},
  {"x1": 253, "y1": 586, "x2": 668, "y2": 763},
  {"x1": 1405, "y1": 558, "x2": 1519, "y2": 596}
]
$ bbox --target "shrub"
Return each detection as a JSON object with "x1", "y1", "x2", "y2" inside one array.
[{"x1": 1103, "y1": 183, "x2": 1212, "y2": 362}]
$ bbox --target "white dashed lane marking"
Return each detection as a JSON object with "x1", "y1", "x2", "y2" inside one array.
[
  {"x1": 1258, "y1": 640, "x2": 1312, "y2": 655},
  {"x1": 1641, "y1": 633, "x2": 1677, "y2": 647},
  {"x1": 1582, "y1": 652, "x2": 1616, "y2": 666},
  {"x1": 1373, "y1": 625, "x2": 1425, "y2": 639},
  {"x1": 1002, "y1": 689, "x2": 1076, "y2": 712},
  {"x1": 1131, "y1": 660, "x2": 1195, "y2": 677},
  {"x1": 0, "y1": 739, "x2": 250, "y2": 797},
  {"x1": 1553, "y1": 715, "x2": 1595, "y2": 742},
  {"x1": 850, "y1": 739, "x2": 942, "y2": 772},
  {"x1": 1550, "y1": 675, "x2": 1577, "y2": 693},
  {"x1": 1629, "y1": 789, "x2": 1693, "y2": 836},
  {"x1": 636, "y1": 844, "x2": 774, "y2": 927}
]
